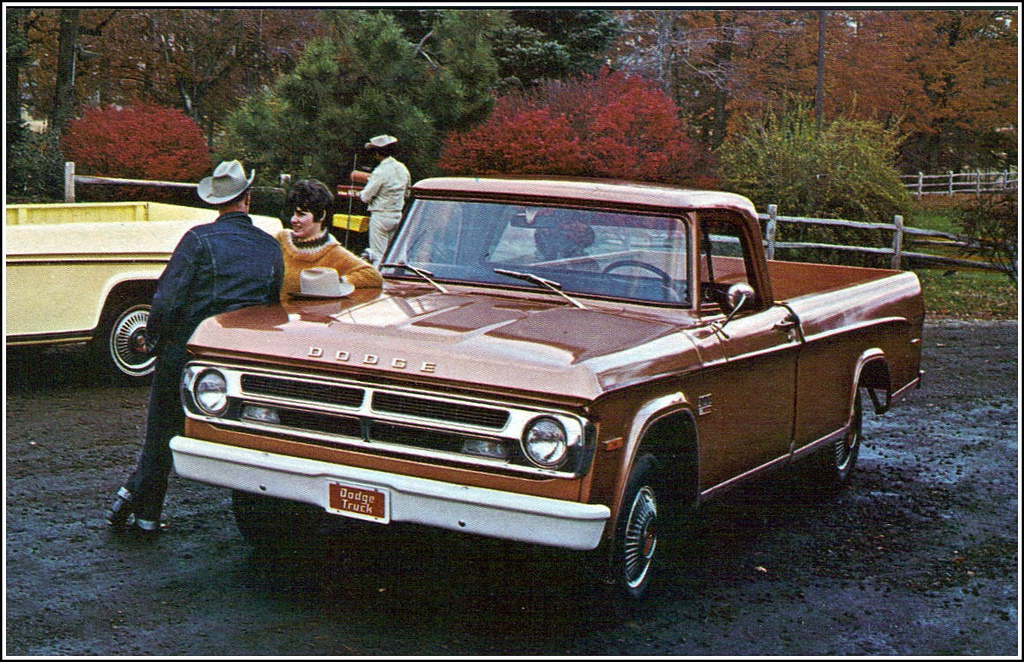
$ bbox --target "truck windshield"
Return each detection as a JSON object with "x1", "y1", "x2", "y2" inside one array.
[{"x1": 385, "y1": 200, "x2": 690, "y2": 306}]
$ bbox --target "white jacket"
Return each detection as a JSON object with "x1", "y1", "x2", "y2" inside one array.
[{"x1": 359, "y1": 157, "x2": 410, "y2": 213}]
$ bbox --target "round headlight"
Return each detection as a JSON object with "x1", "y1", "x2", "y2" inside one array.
[
  {"x1": 522, "y1": 417, "x2": 568, "y2": 469},
  {"x1": 194, "y1": 369, "x2": 228, "y2": 416}
]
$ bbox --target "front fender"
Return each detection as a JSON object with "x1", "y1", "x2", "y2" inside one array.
[{"x1": 607, "y1": 391, "x2": 696, "y2": 530}]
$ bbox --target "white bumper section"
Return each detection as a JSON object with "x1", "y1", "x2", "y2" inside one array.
[{"x1": 170, "y1": 436, "x2": 610, "y2": 551}]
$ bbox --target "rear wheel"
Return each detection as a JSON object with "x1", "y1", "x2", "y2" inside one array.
[
  {"x1": 811, "y1": 389, "x2": 863, "y2": 487},
  {"x1": 91, "y1": 299, "x2": 155, "y2": 383},
  {"x1": 611, "y1": 453, "x2": 660, "y2": 600},
  {"x1": 231, "y1": 490, "x2": 326, "y2": 551}
]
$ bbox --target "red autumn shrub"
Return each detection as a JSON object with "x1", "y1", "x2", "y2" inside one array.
[
  {"x1": 439, "y1": 70, "x2": 717, "y2": 187},
  {"x1": 438, "y1": 105, "x2": 586, "y2": 176},
  {"x1": 61, "y1": 103, "x2": 210, "y2": 182}
]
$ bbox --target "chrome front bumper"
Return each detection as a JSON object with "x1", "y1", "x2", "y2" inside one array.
[{"x1": 170, "y1": 436, "x2": 610, "y2": 551}]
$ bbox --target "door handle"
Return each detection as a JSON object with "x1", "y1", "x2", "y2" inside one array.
[{"x1": 774, "y1": 314, "x2": 804, "y2": 342}]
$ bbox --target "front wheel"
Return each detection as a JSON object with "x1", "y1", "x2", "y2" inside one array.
[{"x1": 611, "y1": 453, "x2": 660, "y2": 600}]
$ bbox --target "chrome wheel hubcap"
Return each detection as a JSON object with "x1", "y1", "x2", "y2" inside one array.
[
  {"x1": 835, "y1": 405, "x2": 862, "y2": 471},
  {"x1": 623, "y1": 486, "x2": 657, "y2": 589},
  {"x1": 111, "y1": 307, "x2": 154, "y2": 376}
]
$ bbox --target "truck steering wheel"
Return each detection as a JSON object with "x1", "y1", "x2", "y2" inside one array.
[{"x1": 602, "y1": 260, "x2": 679, "y2": 302}]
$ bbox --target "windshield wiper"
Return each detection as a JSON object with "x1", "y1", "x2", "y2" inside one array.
[
  {"x1": 493, "y1": 268, "x2": 586, "y2": 309},
  {"x1": 382, "y1": 262, "x2": 449, "y2": 294}
]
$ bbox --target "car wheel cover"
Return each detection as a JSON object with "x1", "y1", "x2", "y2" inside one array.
[
  {"x1": 834, "y1": 398, "x2": 862, "y2": 472},
  {"x1": 110, "y1": 306, "x2": 154, "y2": 377},
  {"x1": 623, "y1": 485, "x2": 658, "y2": 589}
]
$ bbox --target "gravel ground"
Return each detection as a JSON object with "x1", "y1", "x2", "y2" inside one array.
[{"x1": 4, "y1": 320, "x2": 1018, "y2": 656}]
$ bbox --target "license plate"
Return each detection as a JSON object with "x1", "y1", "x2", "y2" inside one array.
[{"x1": 327, "y1": 481, "x2": 390, "y2": 523}]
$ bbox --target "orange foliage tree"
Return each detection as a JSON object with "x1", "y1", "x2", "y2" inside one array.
[
  {"x1": 15, "y1": 8, "x2": 319, "y2": 139},
  {"x1": 438, "y1": 70, "x2": 717, "y2": 187},
  {"x1": 612, "y1": 9, "x2": 1017, "y2": 172}
]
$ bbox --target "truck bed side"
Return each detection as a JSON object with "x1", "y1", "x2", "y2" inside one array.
[
  {"x1": 768, "y1": 259, "x2": 925, "y2": 450},
  {"x1": 766, "y1": 259, "x2": 908, "y2": 301}
]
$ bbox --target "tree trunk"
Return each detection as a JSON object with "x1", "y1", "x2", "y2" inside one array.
[
  {"x1": 6, "y1": 9, "x2": 28, "y2": 135},
  {"x1": 815, "y1": 10, "x2": 827, "y2": 130},
  {"x1": 710, "y1": 11, "x2": 735, "y2": 150},
  {"x1": 51, "y1": 8, "x2": 80, "y2": 133}
]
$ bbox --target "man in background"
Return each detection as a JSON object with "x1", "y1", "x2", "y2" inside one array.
[{"x1": 347, "y1": 134, "x2": 411, "y2": 266}]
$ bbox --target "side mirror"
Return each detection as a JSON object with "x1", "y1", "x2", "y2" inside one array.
[
  {"x1": 711, "y1": 282, "x2": 755, "y2": 339},
  {"x1": 725, "y1": 282, "x2": 755, "y2": 315}
]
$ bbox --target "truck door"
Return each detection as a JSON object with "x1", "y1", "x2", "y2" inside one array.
[{"x1": 694, "y1": 216, "x2": 800, "y2": 492}]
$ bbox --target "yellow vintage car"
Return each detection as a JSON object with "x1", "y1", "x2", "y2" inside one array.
[{"x1": 5, "y1": 201, "x2": 282, "y2": 382}]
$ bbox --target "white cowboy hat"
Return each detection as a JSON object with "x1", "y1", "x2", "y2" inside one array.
[
  {"x1": 292, "y1": 267, "x2": 356, "y2": 299},
  {"x1": 197, "y1": 160, "x2": 255, "y2": 205},
  {"x1": 364, "y1": 134, "x2": 398, "y2": 149}
]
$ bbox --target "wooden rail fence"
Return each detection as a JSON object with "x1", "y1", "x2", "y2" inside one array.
[
  {"x1": 761, "y1": 204, "x2": 1017, "y2": 281},
  {"x1": 902, "y1": 170, "x2": 1017, "y2": 198},
  {"x1": 62, "y1": 163, "x2": 1017, "y2": 282},
  {"x1": 63, "y1": 162, "x2": 291, "y2": 204}
]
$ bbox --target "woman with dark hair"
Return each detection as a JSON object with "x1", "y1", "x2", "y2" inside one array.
[{"x1": 277, "y1": 179, "x2": 382, "y2": 297}]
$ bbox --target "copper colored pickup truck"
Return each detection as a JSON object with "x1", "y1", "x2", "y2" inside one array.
[{"x1": 170, "y1": 177, "x2": 924, "y2": 599}]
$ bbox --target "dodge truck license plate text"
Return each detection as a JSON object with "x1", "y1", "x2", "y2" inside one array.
[{"x1": 327, "y1": 482, "x2": 390, "y2": 523}]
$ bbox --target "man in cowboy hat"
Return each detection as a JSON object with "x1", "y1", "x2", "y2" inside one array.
[
  {"x1": 105, "y1": 160, "x2": 284, "y2": 536},
  {"x1": 345, "y1": 134, "x2": 410, "y2": 266}
]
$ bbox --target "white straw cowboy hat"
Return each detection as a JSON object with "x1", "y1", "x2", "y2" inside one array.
[
  {"x1": 197, "y1": 160, "x2": 256, "y2": 205},
  {"x1": 364, "y1": 134, "x2": 398, "y2": 149},
  {"x1": 292, "y1": 267, "x2": 355, "y2": 299}
]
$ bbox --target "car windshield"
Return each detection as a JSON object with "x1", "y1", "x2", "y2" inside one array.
[{"x1": 384, "y1": 200, "x2": 690, "y2": 306}]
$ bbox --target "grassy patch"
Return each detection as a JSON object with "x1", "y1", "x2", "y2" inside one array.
[
  {"x1": 905, "y1": 198, "x2": 1018, "y2": 320},
  {"x1": 905, "y1": 197, "x2": 970, "y2": 234},
  {"x1": 915, "y1": 268, "x2": 1018, "y2": 320},
  {"x1": 906, "y1": 195, "x2": 971, "y2": 229}
]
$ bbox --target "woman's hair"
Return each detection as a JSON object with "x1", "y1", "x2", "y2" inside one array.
[{"x1": 287, "y1": 179, "x2": 334, "y2": 228}]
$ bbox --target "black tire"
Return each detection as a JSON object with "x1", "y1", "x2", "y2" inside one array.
[
  {"x1": 231, "y1": 490, "x2": 326, "y2": 550},
  {"x1": 91, "y1": 300, "x2": 155, "y2": 383},
  {"x1": 611, "y1": 453, "x2": 660, "y2": 600},
  {"x1": 810, "y1": 389, "x2": 863, "y2": 487}
]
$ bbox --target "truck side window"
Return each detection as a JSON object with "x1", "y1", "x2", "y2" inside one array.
[{"x1": 699, "y1": 217, "x2": 759, "y2": 310}]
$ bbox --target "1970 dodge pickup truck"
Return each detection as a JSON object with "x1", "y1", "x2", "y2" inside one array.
[
  {"x1": 5, "y1": 201, "x2": 281, "y2": 382},
  {"x1": 170, "y1": 177, "x2": 924, "y2": 598}
]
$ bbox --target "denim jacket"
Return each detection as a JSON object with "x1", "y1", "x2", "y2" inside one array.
[{"x1": 146, "y1": 211, "x2": 284, "y2": 355}]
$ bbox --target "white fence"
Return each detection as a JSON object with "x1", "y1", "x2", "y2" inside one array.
[
  {"x1": 62, "y1": 162, "x2": 291, "y2": 203},
  {"x1": 902, "y1": 170, "x2": 1017, "y2": 198},
  {"x1": 760, "y1": 204, "x2": 1016, "y2": 281}
]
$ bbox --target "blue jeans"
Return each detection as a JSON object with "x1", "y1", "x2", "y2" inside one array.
[{"x1": 123, "y1": 343, "x2": 187, "y2": 521}]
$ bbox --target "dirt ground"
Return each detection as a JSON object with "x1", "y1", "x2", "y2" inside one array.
[{"x1": 4, "y1": 320, "x2": 1019, "y2": 656}]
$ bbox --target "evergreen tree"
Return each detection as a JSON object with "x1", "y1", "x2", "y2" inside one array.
[
  {"x1": 493, "y1": 9, "x2": 620, "y2": 89},
  {"x1": 221, "y1": 10, "x2": 501, "y2": 188},
  {"x1": 385, "y1": 8, "x2": 618, "y2": 91},
  {"x1": 6, "y1": 8, "x2": 64, "y2": 203}
]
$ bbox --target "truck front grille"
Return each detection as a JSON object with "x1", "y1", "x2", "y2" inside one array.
[
  {"x1": 276, "y1": 409, "x2": 362, "y2": 438},
  {"x1": 241, "y1": 374, "x2": 364, "y2": 408},
  {"x1": 371, "y1": 392, "x2": 509, "y2": 429},
  {"x1": 184, "y1": 362, "x2": 592, "y2": 478}
]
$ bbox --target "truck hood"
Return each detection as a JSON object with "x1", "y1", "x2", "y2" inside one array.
[{"x1": 189, "y1": 284, "x2": 704, "y2": 402}]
